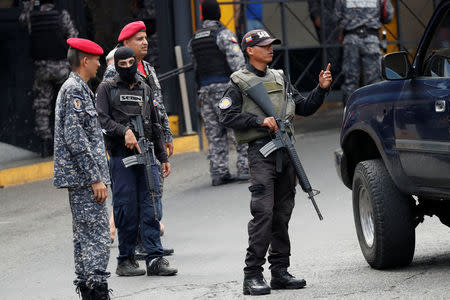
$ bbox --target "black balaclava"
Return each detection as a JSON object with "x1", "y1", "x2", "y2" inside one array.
[
  {"x1": 114, "y1": 47, "x2": 138, "y2": 84},
  {"x1": 202, "y1": 0, "x2": 221, "y2": 21}
]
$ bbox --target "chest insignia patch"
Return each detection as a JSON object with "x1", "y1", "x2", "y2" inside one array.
[
  {"x1": 120, "y1": 95, "x2": 143, "y2": 103},
  {"x1": 219, "y1": 97, "x2": 232, "y2": 109}
]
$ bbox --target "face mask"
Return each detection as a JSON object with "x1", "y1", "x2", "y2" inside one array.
[
  {"x1": 114, "y1": 47, "x2": 138, "y2": 84},
  {"x1": 116, "y1": 62, "x2": 138, "y2": 84}
]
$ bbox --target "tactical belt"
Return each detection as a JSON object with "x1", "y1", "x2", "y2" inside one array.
[{"x1": 344, "y1": 26, "x2": 379, "y2": 39}]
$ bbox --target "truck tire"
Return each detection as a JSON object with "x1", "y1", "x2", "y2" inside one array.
[{"x1": 352, "y1": 159, "x2": 415, "y2": 269}]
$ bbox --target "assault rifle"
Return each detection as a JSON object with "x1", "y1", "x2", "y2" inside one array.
[
  {"x1": 246, "y1": 82, "x2": 323, "y2": 220},
  {"x1": 122, "y1": 115, "x2": 158, "y2": 218}
]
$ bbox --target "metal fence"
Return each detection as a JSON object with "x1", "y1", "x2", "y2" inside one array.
[{"x1": 192, "y1": 0, "x2": 439, "y2": 96}]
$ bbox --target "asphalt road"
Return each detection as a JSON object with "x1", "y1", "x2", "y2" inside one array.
[{"x1": 1, "y1": 120, "x2": 450, "y2": 299}]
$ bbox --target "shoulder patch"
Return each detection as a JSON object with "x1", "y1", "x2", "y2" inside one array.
[
  {"x1": 219, "y1": 97, "x2": 232, "y2": 110},
  {"x1": 231, "y1": 37, "x2": 238, "y2": 43},
  {"x1": 73, "y1": 98, "x2": 83, "y2": 112}
]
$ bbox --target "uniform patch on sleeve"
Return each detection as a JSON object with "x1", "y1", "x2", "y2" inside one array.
[
  {"x1": 231, "y1": 37, "x2": 238, "y2": 43},
  {"x1": 73, "y1": 96, "x2": 83, "y2": 112},
  {"x1": 219, "y1": 97, "x2": 232, "y2": 109}
]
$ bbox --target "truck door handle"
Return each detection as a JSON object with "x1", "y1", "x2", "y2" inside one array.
[{"x1": 435, "y1": 100, "x2": 446, "y2": 112}]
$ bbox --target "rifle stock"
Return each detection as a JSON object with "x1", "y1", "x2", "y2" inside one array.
[{"x1": 246, "y1": 82, "x2": 323, "y2": 220}]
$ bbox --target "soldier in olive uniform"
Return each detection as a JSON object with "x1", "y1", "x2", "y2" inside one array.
[
  {"x1": 189, "y1": 0, "x2": 249, "y2": 186},
  {"x1": 335, "y1": 0, "x2": 394, "y2": 103},
  {"x1": 53, "y1": 38, "x2": 110, "y2": 299},
  {"x1": 20, "y1": 0, "x2": 78, "y2": 156},
  {"x1": 220, "y1": 30, "x2": 333, "y2": 296}
]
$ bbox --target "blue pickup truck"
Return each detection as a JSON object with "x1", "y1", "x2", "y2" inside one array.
[{"x1": 334, "y1": 1, "x2": 450, "y2": 269}]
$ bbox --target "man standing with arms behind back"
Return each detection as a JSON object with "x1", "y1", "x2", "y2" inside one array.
[
  {"x1": 220, "y1": 29, "x2": 332, "y2": 296},
  {"x1": 190, "y1": 0, "x2": 249, "y2": 186},
  {"x1": 53, "y1": 38, "x2": 111, "y2": 299}
]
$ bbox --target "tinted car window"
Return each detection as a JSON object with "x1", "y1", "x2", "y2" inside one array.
[{"x1": 423, "y1": 9, "x2": 450, "y2": 77}]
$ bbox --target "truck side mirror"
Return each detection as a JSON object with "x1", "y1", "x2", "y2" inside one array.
[{"x1": 381, "y1": 51, "x2": 411, "y2": 80}]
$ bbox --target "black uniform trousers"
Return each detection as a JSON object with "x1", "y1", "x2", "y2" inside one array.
[{"x1": 244, "y1": 138, "x2": 296, "y2": 276}]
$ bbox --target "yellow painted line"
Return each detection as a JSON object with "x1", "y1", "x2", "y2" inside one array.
[
  {"x1": 0, "y1": 161, "x2": 53, "y2": 188},
  {"x1": 173, "y1": 134, "x2": 203, "y2": 154},
  {"x1": 0, "y1": 131, "x2": 207, "y2": 187}
]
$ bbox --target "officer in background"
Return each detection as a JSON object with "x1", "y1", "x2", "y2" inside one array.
[
  {"x1": 53, "y1": 38, "x2": 110, "y2": 299},
  {"x1": 19, "y1": 0, "x2": 78, "y2": 156},
  {"x1": 103, "y1": 20, "x2": 174, "y2": 258},
  {"x1": 189, "y1": 0, "x2": 249, "y2": 186},
  {"x1": 335, "y1": 0, "x2": 393, "y2": 104},
  {"x1": 220, "y1": 29, "x2": 332, "y2": 295},
  {"x1": 307, "y1": 0, "x2": 341, "y2": 75},
  {"x1": 96, "y1": 47, "x2": 178, "y2": 277}
]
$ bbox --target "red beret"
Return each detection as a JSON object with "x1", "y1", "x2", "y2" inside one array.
[
  {"x1": 67, "y1": 38, "x2": 104, "y2": 55},
  {"x1": 118, "y1": 21, "x2": 146, "y2": 42}
]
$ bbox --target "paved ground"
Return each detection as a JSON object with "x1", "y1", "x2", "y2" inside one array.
[{"x1": 1, "y1": 104, "x2": 450, "y2": 299}]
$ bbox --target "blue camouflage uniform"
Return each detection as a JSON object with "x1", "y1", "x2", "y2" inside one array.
[
  {"x1": 53, "y1": 72, "x2": 111, "y2": 290},
  {"x1": 335, "y1": 0, "x2": 394, "y2": 101},
  {"x1": 189, "y1": 19, "x2": 249, "y2": 181}
]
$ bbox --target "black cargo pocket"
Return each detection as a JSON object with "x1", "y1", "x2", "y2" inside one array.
[{"x1": 249, "y1": 184, "x2": 265, "y2": 196}]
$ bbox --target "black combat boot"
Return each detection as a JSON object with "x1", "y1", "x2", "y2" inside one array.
[
  {"x1": 75, "y1": 282, "x2": 92, "y2": 300},
  {"x1": 270, "y1": 269, "x2": 306, "y2": 290},
  {"x1": 147, "y1": 257, "x2": 178, "y2": 276},
  {"x1": 243, "y1": 274, "x2": 271, "y2": 296},
  {"x1": 116, "y1": 259, "x2": 146, "y2": 276},
  {"x1": 91, "y1": 282, "x2": 111, "y2": 300}
]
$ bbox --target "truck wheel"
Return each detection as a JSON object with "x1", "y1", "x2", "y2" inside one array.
[{"x1": 352, "y1": 159, "x2": 415, "y2": 269}]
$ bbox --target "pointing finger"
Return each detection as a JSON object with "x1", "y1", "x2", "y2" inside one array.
[{"x1": 326, "y1": 63, "x2": 331, "y2": 72}]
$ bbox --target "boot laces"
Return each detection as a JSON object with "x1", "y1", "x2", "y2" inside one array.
[{"x1": 75, "y1": 286, "x2": 81, "y2": 298}]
